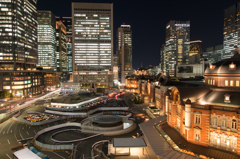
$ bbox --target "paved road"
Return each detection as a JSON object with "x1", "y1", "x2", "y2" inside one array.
[{"x1": 0, "y1": 91, "x2": 71, "y2": 159}]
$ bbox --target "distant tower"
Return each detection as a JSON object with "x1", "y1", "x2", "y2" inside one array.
[
  {"x1": 0, "y1": 0, "x2": 38, "y2": 71},
  {"x1": 165, "y1": 21, "x2": 190, "y2": 77},
  {"x1": 37, "y1": 11, "x2": 57, "y2": 71},
  {"x1": 223, "y1": 2, "x2": 240, "y2": 59},
  {"x1": 72, "y1": 2, "x2": 113, "y2": 88},
  {"x1": 117, "y1": 24, "x2": 133, "y2": 84}
]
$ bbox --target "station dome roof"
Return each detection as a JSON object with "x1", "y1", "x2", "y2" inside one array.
[{"x1": 205, "y1": 50, "x2": 240, "y2": 75}]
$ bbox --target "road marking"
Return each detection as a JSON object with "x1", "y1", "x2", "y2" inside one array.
[
  {"x1": 7, "y1": 122, "x2": 14, "y2": 134},
  {"x1": 34, "y1": 130, "x2": 36, "y2": 134},
  {"x1": 0, "y1": 121, "x2": 9, "y2": 133},
  {"x1": 22, "y1": 127, "x2": 24, "y2": 130},
  {"x1": 11, "y1": 130, "x2": 12, "y2": 133},
  {"x1": 53, "y1": 152, "x2": 65, "y2": 159},
  {"x1": 6, "y1": 154, "x2": 12, "y2": 159},
  {"x1": 7, "y1": 139, "x2": 10, "y2": 144},
  {"x1": 3, "y1": 131, "x2": 5, "y2": 135},
  {"x1": 26, "y1": 131, "x2": 29, "y2": 135},
  {"x1": 20, "y1": 132, "x2": 24, "y2": 140}
]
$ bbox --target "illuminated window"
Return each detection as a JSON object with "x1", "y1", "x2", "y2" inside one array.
[
  {"x1": 229, "y1": 62, "x2": 236, "y2": 70},
  {"x1": 3, "y1": 86, "x2": 10, "y2": 89},
  {"x1": 208, "y1": 79, "x2": 210, "y2": 84},
  {"x1": 210, "y1": 64, "x2": 215, "y2": 70},
  {"x1": 212, "y1": 79, "x2": 215, "y2": 85},
  {"x1": 236, "y1": 81, "x2": 239, "y2": 87},
  {"x1": 224, "y1": 94, "x2": 230, "y2": 103},
  {"x1": 225, "y1": 80, "x2": 228, "y2": 86},
  {"x1": 230, "y1": 80, "x2": 234, "y2": 86},
  {"x1": 210, "y1": 79, "x2": 212, "y2": 85}
]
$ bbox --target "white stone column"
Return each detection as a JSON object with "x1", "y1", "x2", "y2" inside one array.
[
  {"x1": 185, "y1": 99, "x2": 192, "y2": 133},
  {"x1": 165, "y1": 95, "x2": 169, "y2": 115}
]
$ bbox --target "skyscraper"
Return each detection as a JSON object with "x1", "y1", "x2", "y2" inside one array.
[
  {"x1": 0, "y1": 0, "x2": 38, "y2": 71},
  {"x1": 165, "y1": 20, "x2": 190, "y2": 77},
  {"x1": 56, "y1": 21, "x2": 67, "y2": 72},
  {"x1": 72, "y1": 2, "x2": 113, "y2": 88},
  {"x1": 116, "y1": 24, "x2": 132, "y2": 84},
  {"x1": 223, "y1": 2, "x2": 240, "y2": 59},
  {"x1": 57, "y1": 17, "x2": 73, "y2": 73},
  {"x1": 160, "y1": 44, "x2": 166, "y2": 75},
  {"x1": 37, "y1": 11, "x2": 56, "y2": 71}
]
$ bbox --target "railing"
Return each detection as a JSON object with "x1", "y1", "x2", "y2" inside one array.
[
  {"x1": 34, "y1": 140, "x2": 74, "y2": 151},
  {"x1": 91, "y1": 140, "x2": 110, "y2": 159},
  {"x1": 145, "y1": 108, "x2": 156, "y2": 119},
  {"x1": 33, "y1": 123, "x2": 80, "y2": 151},
  {"x1": 51, "y1": 132, "x2": 102, "y2": 143}
]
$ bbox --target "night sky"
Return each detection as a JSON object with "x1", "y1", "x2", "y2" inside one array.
[{"x1": 38, "y1": 0, "x2": 240, "y2": 69}]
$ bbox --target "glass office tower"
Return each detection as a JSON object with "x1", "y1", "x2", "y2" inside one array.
[
  {"x1": 160, "y1": 44, "x2": 166, "y2": 75},
  {"x1": 72, "y1": 2, "x2": 113, "y2": 88},
  {"x1": 56, "y1": 21, "x2": 67, "y2": 72},
  {"x1": 165, "y1": 21, "x2": 190, "y2": 77},
  {"x1": 223, "y1": 2, "x2": 240, "y2": 59},
  {"x1": 57, "y1": 17, "x2": 73, "y2": 73},
  {"x1": 0, "y1": 0, "x2": 38, "y2": 71},
  {"x1": 37, "y1": 11, "x2": 56, "y2": 71},
  {"x1": 116, "y1": 24, "x2": 132, "y2": 84}
]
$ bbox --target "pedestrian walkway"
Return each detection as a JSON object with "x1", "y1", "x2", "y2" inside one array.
[
  {"x1": 161, "y1": 123, "x2": 240, "y2": 159},
  {"x1": 139, "y1": 116, "x2": 195, "y2": 159}
]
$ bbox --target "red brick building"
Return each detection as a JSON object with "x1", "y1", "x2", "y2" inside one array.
[{"x1": 166, "y1": 52, "x2": 240, "y2": 154}]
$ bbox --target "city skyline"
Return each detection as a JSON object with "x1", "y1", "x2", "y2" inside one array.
[{"x1": 37, "y1": 0, "x2": 240, "y2": 69}]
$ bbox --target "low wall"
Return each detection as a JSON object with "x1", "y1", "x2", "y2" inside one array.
[
  {"x1": 33, "y1": 122, "x2": 81, "y2": 151},
  {"x1": 45, "y1": 107, "x2": 129, "y2": 116},
  {"x1": 83, "y1": 124, "x2": 123, "y2": 131},
  {"x1": 82, "y1": 122, "x2": 137, "y2": 136}
]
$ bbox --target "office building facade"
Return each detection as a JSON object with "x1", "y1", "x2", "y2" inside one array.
[
  {"x1": 0, "y1": 71, "x2": 46, "y2": 98},
  {"x1": 0, "y1": 0, "x2": 38, "y2": 71},
  {"x1": 72, "y1": 2, "x2": 113, "y2": 88},
  {"x1": 57, "y1": 17, "x2": 73, "y2": 73},
  {"x1": 189, "y1": 40, "x2": 202, "y2": 64},
  {"x1": 160, "y1": 44, "x2": 166, "y2": 75},
  {"x1": 223, "y1": 2, "x2": 240, "y2": 59},
  {"x1": 37, "y1": 11, "x2": 56, "y2": 71},
  {"x1": 165, "y1": 21, "x2": 190, "y2": 77},
  {"x1": 56, "y1": 21, "x2": 67, "y2": 72},
  {"x1": 204, "y1": 45, "x2": 224, "y2": 64},
  {"x1": 116, "y1": 24, "x2": 133, "y2": 84}
]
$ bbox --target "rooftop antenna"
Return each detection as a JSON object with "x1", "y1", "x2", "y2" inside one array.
[{"x1": 141, "y1": 62, "x2": 143, "y2": 67}]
